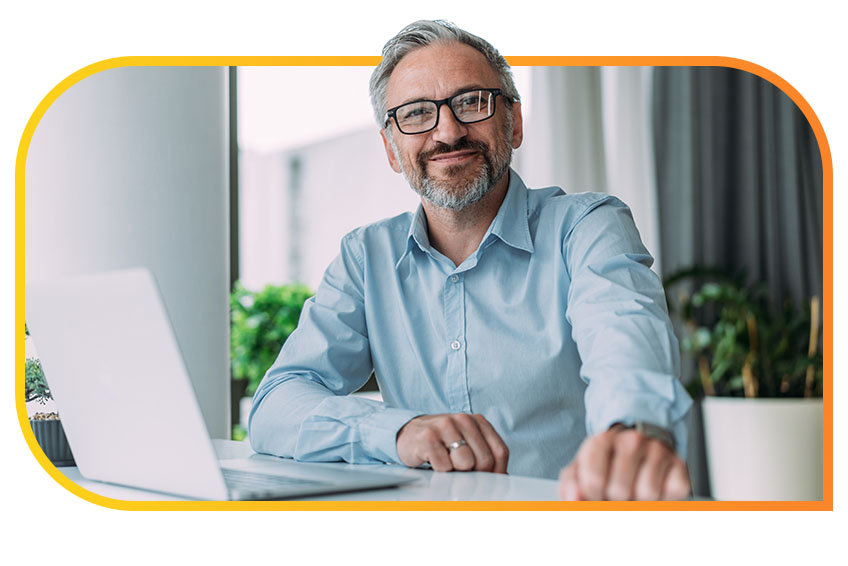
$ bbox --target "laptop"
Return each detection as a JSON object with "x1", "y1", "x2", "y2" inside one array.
[{"x1": 25, "y1": 267, "x2": 415, "y2": 500}]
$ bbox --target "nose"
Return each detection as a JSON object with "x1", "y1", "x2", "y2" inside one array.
[{"x1": 430, "y1": 103, "x2": 468, "y2": 146}]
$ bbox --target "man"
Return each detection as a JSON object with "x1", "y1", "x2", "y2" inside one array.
[{"x1": 249, "y1": 20, "x2": 693, "y2": 500}]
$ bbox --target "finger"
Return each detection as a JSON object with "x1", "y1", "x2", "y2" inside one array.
[
  {"x1": 471, "y1": 414, "x2": 510, "y2": 473},
  {"x1": 574, "y1": 433, "x2": 614, "y2": 500},
  {"x1": 606, "y1": 430, "x2": 647, "y2": 500},
  {"x1": 397, "y1": 417, "x2": 450, "y2": 471},
  {"x1": 558, "y1": 463, "x2": 580, "y2": 501},
  {"x1": 421, "y1": 425, "x2": 455, "y2": 473},
  {"x1": 445, "y1": 438, "x2": 475, "y2": 472},
  {"x1": 660, "y1": 459, "x2": 691, "y2": 500},
  {"x1": 449, "y1": 414, "x2": 490, "y2": 471},
  {"x1": 632, "y1": 440, "x2": 672, "y2": 501}
]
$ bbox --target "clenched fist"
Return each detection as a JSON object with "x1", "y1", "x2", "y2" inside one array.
[
  {"x1": 396, "y1": 413, "x2": 509, "y2": 474},
  {"x1": 559, "y1": 425, "x2": 690, "y2": 500}
]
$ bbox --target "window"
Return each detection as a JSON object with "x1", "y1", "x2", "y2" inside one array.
[{"x1": 236, "y1": 65, "x2": 531, "y2": 290}]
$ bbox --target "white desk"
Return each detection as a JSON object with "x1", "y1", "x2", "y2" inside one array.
[{"x1": 57, "y1": 439, "x2": 560, "y2": 502}]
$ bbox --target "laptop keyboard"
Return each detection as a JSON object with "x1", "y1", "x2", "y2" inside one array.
[{"x1": 222, "y1": 468, "x2": 321, "y2": 496}]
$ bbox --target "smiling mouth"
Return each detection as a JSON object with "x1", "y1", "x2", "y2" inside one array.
[{"x1": 428, "y1": 150, "x2": 479, "y2": 165}]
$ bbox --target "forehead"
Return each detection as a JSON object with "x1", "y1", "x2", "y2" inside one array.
[{"x1": 386, "y1": 41, "x2": 501, "y2": 106}]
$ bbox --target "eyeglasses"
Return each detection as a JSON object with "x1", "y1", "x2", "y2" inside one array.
[{"x1": 385, "y1": 88, "x2": 506, "y2": 135}]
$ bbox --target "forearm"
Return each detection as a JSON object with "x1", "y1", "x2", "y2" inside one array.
[
  {"x1": 565, "y1": 199, "x2": 693, "y2": 457},
  {"x1": 248, "y1": 372, "x2": 419, "y2": 465},
  {"x1": 576, "y1": 285, "x2": 691, "y2": 457}
]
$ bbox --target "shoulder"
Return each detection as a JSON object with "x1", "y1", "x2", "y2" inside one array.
[
  {"x1": 339, "y1": 211, "x2": 414, "y2": 260},
  {"x1": 319, "y1": 212, "x2": 414, "y2": 292},
  {"x1": 529, "y1": 188, "x2": 630, "y2": 231},
  {"x1": 342, "y1": 211, "x2": 413, "y2": 243}
]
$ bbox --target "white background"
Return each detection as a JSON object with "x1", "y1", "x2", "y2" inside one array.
[{"x1": 4, "y1": 1, "x2": 843, "y2": 564}]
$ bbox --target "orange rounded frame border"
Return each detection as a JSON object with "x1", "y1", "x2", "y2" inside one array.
[{"x1": 15, "y1": 55, "x2": 834, "y2": 512}]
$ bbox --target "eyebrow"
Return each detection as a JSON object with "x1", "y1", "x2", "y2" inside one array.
[{"x1": 396, "y1": 85, "x2": 490, "y2": 107}]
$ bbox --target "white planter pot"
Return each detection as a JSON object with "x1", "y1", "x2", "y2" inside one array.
[{"x1": 702, "y1": 397, "x2": 823, "y2": 501}]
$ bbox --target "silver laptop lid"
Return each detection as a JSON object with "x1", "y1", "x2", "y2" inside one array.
[{"x1": 26, "y1": 268, "x2": 230, "y2": 500}]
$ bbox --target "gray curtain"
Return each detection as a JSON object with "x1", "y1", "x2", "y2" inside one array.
[
  {"x1": 651, "y1": 67, "x2": 824, "y2": 497},
  {"x1": 653, "y1": 66, "x2": 822, "y2": 302}
]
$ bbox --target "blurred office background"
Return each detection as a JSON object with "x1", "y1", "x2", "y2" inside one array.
[
  {"x1": 25, "y1": 64, "x2": 823, "y2": 496},
  {"x1": 237, "y1": 65, "x2": 821, "y2": 301}
]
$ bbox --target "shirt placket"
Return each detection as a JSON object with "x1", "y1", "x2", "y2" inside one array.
[{"x1": 443, "y1": 270, "x2": 470, "y2": 412}]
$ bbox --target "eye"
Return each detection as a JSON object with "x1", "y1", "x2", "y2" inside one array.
[
  {"x1": 453, "y1": 91, "x2": 493, "y2": 117},
  {"x1": 397, "y1": 102, "x2": 435, "y2": 124}
]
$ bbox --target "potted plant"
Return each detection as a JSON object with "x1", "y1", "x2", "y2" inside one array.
[
  {"x1": 229, "y1": 281, "x2": 313, "y2": 440},
  {"x1": 25, "y1": 325, "x2": 75, "y2": 466},
  {"x1": 664, "y1": 267, "x2": 823, "y2": 501}
]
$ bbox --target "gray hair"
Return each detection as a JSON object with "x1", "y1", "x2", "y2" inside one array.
[{"x1": 369, "y1": 20, "x2": 520, "y2": 129}]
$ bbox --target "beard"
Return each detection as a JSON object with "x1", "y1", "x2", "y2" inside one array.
[{"x1": 390, "y1": 117, "x2": 513, "y2": 211}]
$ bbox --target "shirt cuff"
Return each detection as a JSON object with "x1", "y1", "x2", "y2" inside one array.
[
  {"x1": 587, "y1": 381, "x2": 693, "y2": 460},
  {"x1": 358, "y1": 406, "x2": 422, "y2": 465}
]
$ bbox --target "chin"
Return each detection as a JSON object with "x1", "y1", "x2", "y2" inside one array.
[{"x1": 419, "y1": 170, "x2": 493, "y2": 210}]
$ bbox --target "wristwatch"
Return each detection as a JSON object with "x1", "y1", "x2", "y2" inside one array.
[{"x1": 612, "y1": 421, "x2": 677, "y2": 452}]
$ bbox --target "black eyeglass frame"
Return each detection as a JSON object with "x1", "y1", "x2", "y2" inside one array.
[{"x1": 384, "y1": 88, "x2": 509, "y2": 135}]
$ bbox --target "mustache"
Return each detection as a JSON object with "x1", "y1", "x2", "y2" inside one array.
[{"x1": 419, "y1": 138, "x2": 490, "y2": 162}]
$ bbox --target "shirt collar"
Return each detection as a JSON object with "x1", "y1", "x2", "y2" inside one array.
[
  {"x1": 487, "y1": 169, "x2": 535, "y2": 254},
  {"x1": 396, "y1": 205, "x2": 429, "y2": 268},
  {"x1": 396, "y1": 168, "x2": 535, "y2": 269}
]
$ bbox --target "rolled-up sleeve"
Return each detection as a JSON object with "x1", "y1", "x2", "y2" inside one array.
[
  {"x1": 563, "y1": 197, "x2": 693, "y2": 458},
  {"x1": 248, "y1": 233, "x2": 419, "y2": 465}
]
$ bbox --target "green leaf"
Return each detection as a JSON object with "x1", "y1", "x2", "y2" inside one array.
[
  {"x1": 693, "y1": 328, "x2": 711, "y2": 350},
  {"x1": 663, "y1": 265, "x2": 823, "y2": 398},
  {"x1": 25, "y1": 358, "x2": 51, "y2": 403},
  {"x1": 229, "y1": 282, "x2": 314, "y2": 395}
]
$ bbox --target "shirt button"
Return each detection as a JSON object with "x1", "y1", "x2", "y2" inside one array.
[
  {"x1": 450, "y1": 274, "x2": 459, "y2": 283},
  {"x1": 450, "y1": 340, "x2": 462, "y2": 351}
]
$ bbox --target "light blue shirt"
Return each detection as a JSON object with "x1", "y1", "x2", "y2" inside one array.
[{"x1": 249, "y1": 170, "x2": 692, "y2": 479}]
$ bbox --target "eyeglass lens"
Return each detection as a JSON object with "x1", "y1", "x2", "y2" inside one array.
[{"x1": 395, "y1": 90, "x2": 495, "y2": 134}]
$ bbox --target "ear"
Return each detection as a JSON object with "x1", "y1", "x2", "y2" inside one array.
[
  {"x1": 511, "y1": 101, "x2": 524, "y2": 149},
  {"x1": 380, "y1": 128, "x2": 403, "y2": 174}
]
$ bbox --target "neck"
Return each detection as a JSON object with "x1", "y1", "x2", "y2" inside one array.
[{"x1": 422, "y1": 172, "x2": 510, "y2": 267}]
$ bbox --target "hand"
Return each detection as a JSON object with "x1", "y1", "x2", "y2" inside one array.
[
  {"x1": 396, "y1": 413, "x2": 509, "y2": 474},
  {"x1": 558, "y1": 425, "x2": 690, "y2": 500}
]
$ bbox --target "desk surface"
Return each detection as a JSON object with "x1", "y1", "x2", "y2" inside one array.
[{"x1": 57, "y1": 440, "x2": 560, "y2": 502}]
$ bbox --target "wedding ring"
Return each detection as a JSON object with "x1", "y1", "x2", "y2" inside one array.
[{"x1": 447, "y1": 439, "x2": 467, "y2": 452}]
